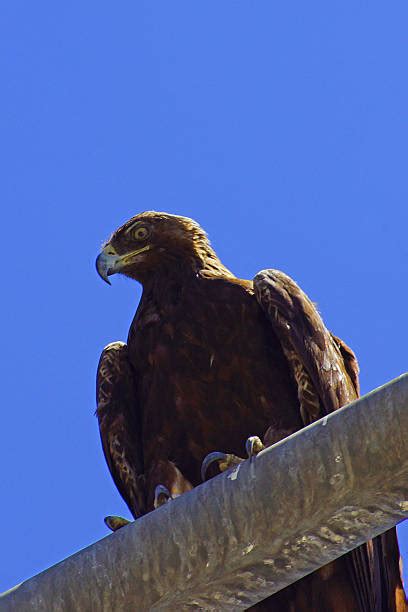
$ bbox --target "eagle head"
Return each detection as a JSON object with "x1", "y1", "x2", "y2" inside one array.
[{"x1": 96, "y1": 211, "x2": 229, "y2": 285}]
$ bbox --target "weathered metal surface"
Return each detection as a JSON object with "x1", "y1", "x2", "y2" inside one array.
[{"x1": 2, "y1": 374, "x2": 408, "y2": 611}]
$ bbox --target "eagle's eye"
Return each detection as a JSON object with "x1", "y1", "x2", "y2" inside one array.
[{"x1": 133, "y1": 226, "x2": 149, "y2": 241}]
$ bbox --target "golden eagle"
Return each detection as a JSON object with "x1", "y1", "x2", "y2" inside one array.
[{"x1": 95, "y1": 211, "x2": 406, "y2": 611}]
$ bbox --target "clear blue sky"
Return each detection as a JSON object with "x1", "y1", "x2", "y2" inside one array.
[{"x1": 0, "y1": 1, "x2": 407, "y2": 593}]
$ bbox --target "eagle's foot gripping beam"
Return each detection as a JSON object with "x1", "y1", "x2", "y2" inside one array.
[
  {"x1": 201, "y1": 435, "x2": 265, "y2": 481},
  {"x1": 154, "y1": 484, "x2": 173, "y2": 509},
  {"x1": 104, "y1": 484, "x2": 173, "y2": 531}
]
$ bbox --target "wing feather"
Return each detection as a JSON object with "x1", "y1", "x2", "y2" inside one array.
[
  {"x1": 96, "y1": 341, "x2": 146, "y2": 518},
  {"x1": 254, "y1": 269, "x2": 406, "y2": 612},
  {"x1": 254, "y1": 269, "x2": 356, "y2": 414}
]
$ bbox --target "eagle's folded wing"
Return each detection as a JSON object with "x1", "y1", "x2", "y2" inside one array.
[
  {"x1": 96, "y1": 341, "x2": 146, "y2": 518},
  {"x1": 254, "y1": 268, "x2": 406, "y2": 612}
]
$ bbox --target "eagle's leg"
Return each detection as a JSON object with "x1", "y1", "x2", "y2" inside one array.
[
  {"x1": 104, "y1": 515, "x2": 131, "y2": 532},
  {"x1": 201, "y1": 435, "x2": 265, "y2": 481},
  {"x1": 147, "y1": 460, "x2": 193, "y2": 512}
]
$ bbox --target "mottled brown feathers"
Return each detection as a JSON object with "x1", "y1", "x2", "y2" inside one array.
[
  {"x1": 254, "y1": 269, "x2": 358, "y2": 418},
  {"x1": 96, "y1": 342, "x2": 146, "y2": 517},
  {"x1": 96, "y1": 211, "x2": 406, "y2": 612}
]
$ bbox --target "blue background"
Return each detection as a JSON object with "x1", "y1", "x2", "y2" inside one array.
[{"x1": 0, "y1": 1, "x2": 407, "y2": 592}]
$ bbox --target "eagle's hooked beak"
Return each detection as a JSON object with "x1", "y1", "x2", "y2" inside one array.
[
  {"x1": 96, "y1": 244, "x2": 151, "y2": 285},
  {"x1": 95, "y1": 246, "x2": 119, "y2": 285}
]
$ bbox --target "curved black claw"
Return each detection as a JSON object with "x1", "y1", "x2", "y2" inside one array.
[
  {"x1": 154, "y1": 484, "x2": 172, "y2": 509},
  {"x1": 201, "y1": 451, "x2": 245, "y2": 482},
  {"x1": 104, "y1": 515, "x2": 131, "y2": 532},
  {"x1": 245, "y1": 435, "x2": 265, "y2": 460},
  {"x1": 201, "y1": 451, "x2": 228, "y2": 482}
]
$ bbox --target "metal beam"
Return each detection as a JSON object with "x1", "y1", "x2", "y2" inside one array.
[{"x1": 2, "y1": 374, "x2": 408, "y2": 611}]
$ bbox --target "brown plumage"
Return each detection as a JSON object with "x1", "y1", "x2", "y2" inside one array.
[{"x1": 95, "y1": 211, "x2": 406, "y2": 611}]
